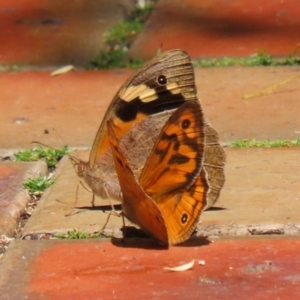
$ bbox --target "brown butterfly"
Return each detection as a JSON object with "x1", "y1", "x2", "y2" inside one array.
[
  {"x1": 107, "y1": 101, "x2": 211, "y2": 245},
  {"x1": 71, "y1": 49, "x2": 225, "y2": 209}
]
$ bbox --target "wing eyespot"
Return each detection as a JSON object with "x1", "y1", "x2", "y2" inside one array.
[
  {"x1": 157, "y1": 74, "x2": 167, "y2": 85},
  {"x1": 181, "y1": 213, "x2": 188, "y2": 224},
  {"x1": 182, "y1": 119, "x2": 191, "y2": 129}
]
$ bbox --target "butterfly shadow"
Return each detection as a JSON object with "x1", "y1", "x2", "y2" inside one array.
[
  {"x1": 205, "y1": 206, "x2": 227, "y2": 212},
  {"x1": 73, "y1": 204, "x2": 122, "y2": 212},
  {"x1": 111, "y1": 227, "x2": 169, "y2": 250},
  {"x1": 57, "y1": 198, "x2": 123, "y2": 217},
  {"x1": 174, "y1": 235, "x2": 212, "y2": 248},
  {"x1": 111, "y1": 227, "x2": 212, "y2": 250}
]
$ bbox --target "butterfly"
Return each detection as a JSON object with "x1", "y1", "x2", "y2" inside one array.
[
  {"x1": 70, "y1": 49, "x2": 225, "y2": 210},
  {"x1": 107, "y1": 101, "x2": 210, "y2": 245}
]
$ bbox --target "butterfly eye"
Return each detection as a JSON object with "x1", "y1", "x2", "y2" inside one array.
[
  {"x1": 181, "y1": 119, "x2": 191, "y2": 129},
  {"x1": 157, "y1": 74, "x2": 167, "y2": 85},
  {"x1": 181, "y1": 213, "x2": 188, "y2": 224}
]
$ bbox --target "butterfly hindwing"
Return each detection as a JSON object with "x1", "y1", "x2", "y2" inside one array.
[
  {"x1": 139, "y1": 101, "x2": 205, "y2": 197},
  {"x1": 156, "y1": 171, "x2": 208, "y2": 245},
  {"x1": 202, "y1": 121, "x2": 226, "y2": 208}
]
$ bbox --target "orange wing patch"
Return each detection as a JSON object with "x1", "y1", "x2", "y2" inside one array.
[
  {"x1": 156, "y1": 172, "x2": 208, "y2": 245},
  {"x1": 140, "y1": 101, "x2": 205, "y2": 196}
]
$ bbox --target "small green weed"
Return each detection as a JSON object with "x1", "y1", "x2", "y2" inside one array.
[
  {"x1": 194, "y1": 51, "x2": 300, "y2": 68},
  {"x1": 88, "y1": 3, "x2": 154, "y2": 69},
  {"x1": 0, "y1": 64, "x2": 22, "y2": 72},
  {"x1": 14, "y1": 146, "x2": 69, "y2": 168},
  {"x1": 105, "y1": 20, "x2": 143, "y2": 50},
  {"x1": 54, "y1": 229, "x2": 103, "y2": 239},
  {"x1": 231, "y1": 138, "x2": 300, "y2": 148},
  {"x1": 23, "y1": 175, "x2": 55, "y2": 194},
  {"x1": 129, "y1": 5, "x2": 154, "y2": 22},
  {"x1": 89, "y1": 48, "x2": 144, "y2": 69}
]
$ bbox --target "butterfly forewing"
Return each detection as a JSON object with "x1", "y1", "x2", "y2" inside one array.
[
  {"x1": 139, "y1": 101, "x2": 205, "y2": 197},
  {"x1": 89, "y1": 50, "x2": 198, "y2": 166}
]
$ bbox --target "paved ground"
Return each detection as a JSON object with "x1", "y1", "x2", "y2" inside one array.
[
  {"x1": 1, "y1": 67, "x2": 299, "y2": 150},
  {"x1": 0, "y1": 0, "x2": 300, "y2": 299},
  {"x1": 1, "y1": 237, "x2": 300, "y2": 299}
]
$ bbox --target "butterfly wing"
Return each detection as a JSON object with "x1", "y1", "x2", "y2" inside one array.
[
  {"x1": 202, "y1": 121, "x2": 226, "y2": 208},
  {"x1": 90, "y1": 49, "x2": 198, "y2": 165},
  {"x1": 138, "y1": 101, "x2": 209, "y2": 245},
  {"x1": 156, "y1": 171, "x2": 208, "y2": 245},
  {"x1": 107, "y1": 120, "x2": 169, "y2": 245},
  {"x1": 139, "y1": 101, "x2": 205, "y2": 196}
]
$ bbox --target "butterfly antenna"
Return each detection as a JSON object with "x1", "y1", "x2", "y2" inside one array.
[
  {"x1": 32, "y1": 140, "x2": 82, "y2": 173},
  {"x1": 31, "y1": 141, "x2": 56, "y2": 150},
  {"x1": 32, "y1": 127, "x2": 67, "y2": 146},
  {"x1": 47, "y1": 127, "x2": 69, "y2": 146}
]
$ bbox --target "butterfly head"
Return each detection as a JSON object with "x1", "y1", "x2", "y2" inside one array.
[{"x1": 69, "y1": 155, "x2": 86, "y2": 178}]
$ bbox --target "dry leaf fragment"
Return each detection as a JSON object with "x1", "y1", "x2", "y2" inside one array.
[
  {"x1": 242, "y1": 74, "x2": 300, "y2": 99},
  {"x1": 164, "y1": 260, "x2": 206, "y2": 271},
  {"x1": 164, "y1": 259, "x2": 205, "y2": 272},
  {"x1": 51, "y1": 65, "x2": 75, "y2": 76},
  {"x1": 198, "y1": 260, "x2": 205, "y2": 266},
  {"x1": 164, "y1": 260, "x2": 195, "y2": 271}
]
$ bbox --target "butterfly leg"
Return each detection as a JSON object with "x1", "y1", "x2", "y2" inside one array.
[
  {"x1": 94, "y1": 210, "x2": 123, "y2": 240},
  {"x1": 91, "y1": 193, "x2": 95, "y2": 207},
  {"x1": 103, "y1": 185, "x2": 121, "y2": 214},
  {"x1": 63, "y1": 180, "x2": 95, "y2": 216},
  {"x1": 77, "y1": 179, "x2": 96, "y2": 207},
  {"x1": 63, "y1": 182, "x2": 82, "y2": 216},
  {"x1": 120, "y1": 212, "x2": 128, "y2": 244}
]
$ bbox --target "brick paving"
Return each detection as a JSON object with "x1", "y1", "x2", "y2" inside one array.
[
  {"x1": 1, "y1": 237, "x2": 300, "y2": 299},
  {"x1": 0, "y1": 0, "x2": 300, "y2": 299}
]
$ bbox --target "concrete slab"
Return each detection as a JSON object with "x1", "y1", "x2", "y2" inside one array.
[
  {"x1": 199, "y1": 148, "x2": 300, "y2": 236},
  {"x1": 130, "y1": 0, "x2": 300, "y2": 59},
  {"x1": 0, "y1": 0, "x2": 134, "y2": 66},
  {"x1": 0, "y1": 67, "x2": 299, "y2": 149},
  {"x1": 0, "y1": 161, "x2": 47, "y2": 236},
  {"x1": 22, "y1": 148, "x2": 300, "y2": 238},
  {"x1": 1, "y1": 237, "x2": 300, "y2": 299}
]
